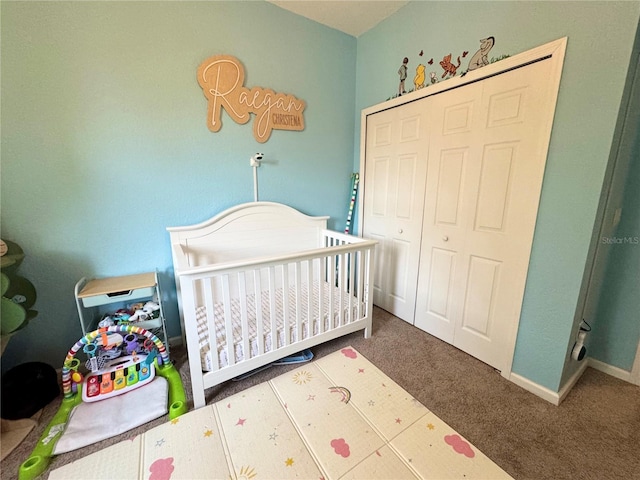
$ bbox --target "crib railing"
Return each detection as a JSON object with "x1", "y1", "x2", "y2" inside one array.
[{"x1": 175, "y1": 233, "x2": 375, "y2": 374}]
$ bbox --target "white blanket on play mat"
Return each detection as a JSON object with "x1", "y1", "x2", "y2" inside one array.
[{"x1": 53, "y1": 377, "x2": 168, "y2": 455}]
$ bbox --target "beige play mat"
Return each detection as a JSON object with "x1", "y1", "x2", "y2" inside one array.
[{"x1": 49, "y1": 346, "x2": 512, "y2": 479}]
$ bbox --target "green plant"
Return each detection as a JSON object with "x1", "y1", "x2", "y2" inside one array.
[
  {"x1": 1, "y1": 240, "x2": 38, "y2": 354},
  {"x1": 490, "y1": 54, "x2": 511, "y2": 63}
]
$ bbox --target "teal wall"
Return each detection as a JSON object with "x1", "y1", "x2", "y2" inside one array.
[
  {"x1": 590, "y1": 151, "x2": 640, "y2": 370},
  {"x1": 0, "y1": 1, "x2": 357, "y2": 371},
  {"x1": 561, "y1": 26, "x2": 639, "y2": 381},
  {"x1": 355, "y1": 1, "x2": 640, "y2": 391},
  {"x1": 589, "y1": 76, "x2": 640, "y2": 371}
]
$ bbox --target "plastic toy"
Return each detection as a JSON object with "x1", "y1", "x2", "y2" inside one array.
[
  {"x1": 129, "y1": 301, "x2": 160, "y2": 322},
  {"x1": 82, "y1": 350, "x2": 157, "y2": 402},
  {"x1": 65, "y1": 358, "x2": 84, "y2": 386},
  {"x1": 18, "y1": 325, "x2": 187, "y2": 480}
]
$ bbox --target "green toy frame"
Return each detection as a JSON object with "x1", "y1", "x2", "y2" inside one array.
[{"x1": 18, "y1": 325, "x2": 187, "y2": 480}]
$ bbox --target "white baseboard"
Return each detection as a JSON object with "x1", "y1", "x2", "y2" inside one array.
[
  {"x1": 588, "y1": 357, "x2": 633, "y2": 382},
  {"x1": 558, "y1": 360, "x2": 589, "y2": 403},
  {"x1": 508, "y1": 372, "x2": 561, "y2": 405},
  {"x1": 508, "y1": 360, "x2": 589, "y2": 406},
  {"x1": 509, "y1": 355, "x2": 639, "y2": 405}
]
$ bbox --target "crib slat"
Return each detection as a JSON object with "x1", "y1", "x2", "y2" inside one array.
[
  {"x1": 254, "y1": 269, "x2": 264, "y2": 356},
  {"x1": 203, "y1": 277, "x2": 220, "y2": 372},
  {"x1": 222, "y1": 275, "x2": 235, "y2": 366},
  {"x1": 356, "y1": 250, "x2": 364, "y2": 320},
  {"x1": 295, "y1": 261, "x2": 303, "y2": 342},
  {"x1": 238, "y1": 272, "x2": 250, "y2": 361},
  {"x1": 365, "y1": 248, "x2": 373, "y2": 317},
  {"x1": 282, "y1": 264, "x2": 290, "y2": 347},
  {"x1": 337, "y1": 253, "x2": 344, "y2": 327},
  {"x1": 318, "y1": 256, "x2": 325, "y2": 334},
  {"x1": 269, "y1": 266, "x2": 277, "y2": 353},
  {"x1": 306, "y1": 259, "x2": 313, "y2": 339},
  {"x1": 329, "y1": 253, "x2": 335, "y2": 330},
  {"x1": 348, "y1": 251, "x2": 355, "y2": 324}
]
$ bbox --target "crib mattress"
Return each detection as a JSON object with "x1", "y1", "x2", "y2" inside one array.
[{"x1": 196, "y1": 281, "x2": 358, "y2": 371}]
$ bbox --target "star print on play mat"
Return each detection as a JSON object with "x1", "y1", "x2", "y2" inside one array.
[
  {"x1": 203, "y1": 429, "x2": 213, "y2": 437},
  {"x1": 285, "y1": 457, "x2": 294, "y2": 466},
  {"x1": 236, "y1": 418, "x2": 246, "y2": 426}
]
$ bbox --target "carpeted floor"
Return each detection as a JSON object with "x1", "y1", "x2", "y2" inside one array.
[{"x1": 2, "y1": 307, "x2": 639, "y2": 479}]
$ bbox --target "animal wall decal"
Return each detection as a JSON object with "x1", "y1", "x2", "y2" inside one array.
[
  {"x1": 413, "y1": 50, "x2": 434, "y2": 91},
  {"x1": 389, "y1": 36, "x2": 505, "y2": 101},
  {"x1": 440, "y1": 50, "x2": 469, "y2": 79},
  {"x1": 467, "y1": 36, "x2": 495, "y2": 71},
  {"x1": 414, "y1": 64, "x2": 426, "y2": 90}
]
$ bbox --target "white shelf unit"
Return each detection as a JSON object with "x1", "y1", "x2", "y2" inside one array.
[{"x1": 74, "y1": 271, "x2": 170, "y2": 356}]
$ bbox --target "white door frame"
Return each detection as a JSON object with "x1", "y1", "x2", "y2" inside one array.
[{"x1": 358, "y1": 37, "x2": 567, "y2": 380}]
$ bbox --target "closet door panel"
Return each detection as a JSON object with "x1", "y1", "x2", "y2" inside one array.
[
  {"x1": 414, "y1": 83, "x2": 482, "y2": 341},
  {"x1": 362, "y1": 102, "x2": 429, "y2": 323},
  {"x1": 435, "y1": 148, "x2": 467, "y2": 226},
  {"x1": 453, "y1": 58, "x2": 557, "y2": 371},
  {"x1": 460, "y1": 255, "x2": 501, "y2": 338}
]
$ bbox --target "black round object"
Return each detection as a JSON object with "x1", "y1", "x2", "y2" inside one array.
[{"x1": 1, "y1": 362, "x2": 60, "y2": 420}]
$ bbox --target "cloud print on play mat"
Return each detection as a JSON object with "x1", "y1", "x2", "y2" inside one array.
[
  {"x1": 149, "y1": 457, "x2": 175, "y2": 480},
  {"x1": 341, "y1": 348, "x2": 357, "y2": 359},
  {"x1": 331, "y1": 438, "x2": 351, "y2": 457},
  {"x1": 444, "y1": 434, "x2": 475, "y2": 458}
]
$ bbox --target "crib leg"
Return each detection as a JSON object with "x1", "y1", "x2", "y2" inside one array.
[
  {"x1": 364, "y1": 316, "x2": 372, "y2": 339},
  {"x1": 364, "y1": 326, "x2": 372, "y2": 339},
  {"x1": 189, "y1": 357, "x2": 206, "y2": 409},
  {"x1": 192, "y1": 384, "x2": 206, "y2": 409},
  {"x1": 191, "y1": 371, "x2": 206, "y2": 409}
]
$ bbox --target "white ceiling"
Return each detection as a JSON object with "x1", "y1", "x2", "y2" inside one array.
[{"x1": 267, "y1": 1, "x2": 410, "y2": 37}]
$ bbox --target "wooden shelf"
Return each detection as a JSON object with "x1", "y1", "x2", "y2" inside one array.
[{"x1": 78, "y1": 272, "x2": 156, "y2": 298}]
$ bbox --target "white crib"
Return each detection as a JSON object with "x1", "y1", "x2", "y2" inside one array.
[{"x1": 167, "y1": 202, "x2": 376, "y2": 409}]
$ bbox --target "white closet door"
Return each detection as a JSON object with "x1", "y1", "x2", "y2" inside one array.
[
  {"x1": 413, "y1": 82, "x2": 483, "y2": 343},
  {"x1": 362, "y1": 101, "x2": 429, "y2": 323},
  {"x1": 415, "y1": 58, "x2": 557, "y2": 371}
]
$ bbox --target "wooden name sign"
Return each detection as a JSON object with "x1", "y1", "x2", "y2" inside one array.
[{"x1": 197, "y1": 55, "x2": 306, "y2": 143}]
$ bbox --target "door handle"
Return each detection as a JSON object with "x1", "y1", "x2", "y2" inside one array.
[
  {"x1": 443, "y1": 235, "x2": 449, "y2": 241},
  {"x1": 398, "y1": 229, "x2": 403, "y2": 234}
]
